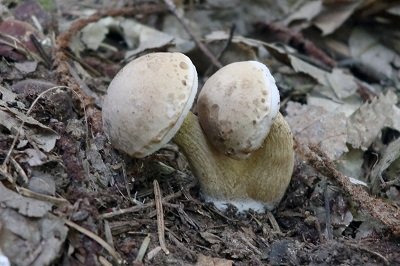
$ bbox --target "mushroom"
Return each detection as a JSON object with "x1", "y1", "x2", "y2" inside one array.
[
  {"x1": 102, "y1": 53, "x2": 294, "y2": 213},
  {"x1": 197, "y1": 61, "x2": 280, "y2": 160},
  {"x1": 102, "y1": 52, "x2": 198, "y2": 158}
]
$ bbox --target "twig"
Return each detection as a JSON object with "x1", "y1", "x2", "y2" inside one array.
[
  {"x1": 267, "y1": 211, "x2": 282, "y2": 234},
  {"x1": 121, "y1": 161, "x2": 133, "y2": 203},
  {"x1": 104, "y1": 220, "x2": 114, "y2": 247},
  {"x1": 98, "y1": 256, "x2": 113, "y2": 266},
  {"x1": 254, "y1": 22, "x2": 336, "y2": 69},
  {"x1": 30, "y1": 34, "x2": 52, "y2": 68},
  {"x1": 162, "y1": 0, "x2": 222, "y2": 69},
  {"x1": 62, "y1": 217, "x2": 123, "y2": 264},
  {"x1": 147, "y1": 246, "x2": 162, "y2": 261},
  {"x1": 323, "y1": 180, "x2": 333, "y2": 240},
  {"x1": 9, "y1": 157, "x2": 28, "y2": 185},
  {"x1": 154, "y1": 180, "x2": 170, "y2": 255},
  {"x1": 0, "y1": 32, "x2": 42, "y2": 62},
  {"x1": 16, "y1": 186, "x2": 70, "y2": 206},
  {"x1": 0, "y1": 167, "x2": 15, "y2": 184},
  {"x1": 239, "y1": 233, "x2": 262, "y2": 256},
  {"x1": 1, "y1": 86, "x2": 88, "y2": 182},
  {"x1": 2, "y1": 86, "x2": 67, "y2": 168},
  {"x1": 134, "y1": 234, "x2": 151, "y2": 263},
  {"x1": 167, "y1": 231, "x2": 197, "y2": 261},
  {"x1": 100, "y1": 180, "x2": 196, "y2": 219},
  {"x1": 295, "y1": 139, "x2": 400, "y2": 237},
  {"x1": 204, "y1": 24, "x2": 236, "y2": 77},
  {"x1": 100, "y1": 201, "x2": 155, "y2": 219},
  {"x1": 342, "y1": 241, "x2": 390, "y2": 266}
]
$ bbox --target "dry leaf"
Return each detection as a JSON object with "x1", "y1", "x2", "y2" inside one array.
[
  {"x1": 0, "y1": 182, "x2": 52, "y2": 217},
  {"x1": 349, "y1": 28, "x2": 397, "y2": 79},
  {"x1": 123, "y1": 19, "x2": 174, "y2": 59},
  {"x1": 313, "y1": 1, "x2": 362, "y2": 35},
  {"x1": 286, "y1": 101, "x2": 348, "y2": 160},
  {"x1": 347, "y1": 91, "x2": 399, "y2": 150},
  {"x1": 0, "y1": 207, "x2": 68, "y2": 266},
  {"x1": 80, "y1": 17, "x2": 114, "y2": 50},
  {"x1": 284, "y1": 1, "x2": 322, "y2": 26},
  {"x1": 0, "y1": 100, "x2": 59, "y2": 152}
]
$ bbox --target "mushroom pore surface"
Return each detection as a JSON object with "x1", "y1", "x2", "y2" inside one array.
[
  {"x1": 102, "y1": 52, "x2": 198, "y2": 157},
  {"x1": 197, "y1": 61, "x2": 280, "y2": 159}
]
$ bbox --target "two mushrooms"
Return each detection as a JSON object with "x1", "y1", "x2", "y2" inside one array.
[{"x1": 102, "y1": 52, "x2": 294, "y2": 212}]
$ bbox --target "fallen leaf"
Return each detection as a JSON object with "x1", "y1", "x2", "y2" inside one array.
[
  {"x1": 264, "y1": 43, "x2": 358, "y2": 100},
  {"x1": 286, "y1": 101, "x2": 348, "y2": 160},
  {"x1": 22, "y1": 148, "x2": 47, "y2": 166},
  {"x1": 14, "y1": 61, "x2": 38, "y2": 74},
  {"x1": 349, "y1": 28, "x2": 397, "y2": 80},
  {"x1": 0, "y1": 182, "x2": 52, "y2": 218},
  {"x1": 0, "y1": 207, "x2": 68, "y2": 266},
  {"x1": 85, "y1": 139, "x2": 113, "y2": 187},
  {"x1": 347, "y1": 91, "x2": 399, "y2": 150},
  {"x1": 368, "y1": 137, "x2": 400, "y2": 193},
  {"x1": 0, "y1": 99, "x2": 59, "y2": 152},
  {"x1": 80, "y1": 17, "x2": 114, "y2": 50},
  {"x1": 336, "y1": 148, "x2": 365, "y2": 181},
  {"x1": 284, "y1": 1, "x2": 322, "y2": 26},
  {"x1": 28, "y1": 174, "x2": 56, "y2": 196},
  {"x1": 313, "y1": 1, "x2": 362, "y2": 35},
  {"x1": 123, "y1": 19, "x2": 174, "y2": 59}
]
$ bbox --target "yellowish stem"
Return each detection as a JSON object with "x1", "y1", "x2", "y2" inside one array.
[{"x1": 174, "y1": 112, "x2": 294, "y2": 210}]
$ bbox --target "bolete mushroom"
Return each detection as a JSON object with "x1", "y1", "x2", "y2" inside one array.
[
  {"x1": 102, "y1": 52, "x2": 294, "y2": 212},
  {"x1": 102, "y1": 52, "x2": 198, "y2": 158}
]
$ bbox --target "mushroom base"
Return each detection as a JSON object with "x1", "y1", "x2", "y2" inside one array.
[
  {"x1": 202, "y1": 194, "x2": 276, "y2": 213},
  {"x1": 174, "y1": 112, "x2": 294, "y2": 213}
]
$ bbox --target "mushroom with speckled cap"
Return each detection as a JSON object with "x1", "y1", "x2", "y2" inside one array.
[
  {"x1": 197, "y1": 61, "x2": 280, "y2": 160},
  {"x1": 102, "y1": 52, "x2": 198, "y2": 158},
  {"x1": 102, "y1": 53, "x2": 294, "y2": 213}
]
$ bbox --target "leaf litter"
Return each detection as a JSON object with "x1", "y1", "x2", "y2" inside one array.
[{"x1": 0, "y1": 0, "x2": 399, "y2": 265}]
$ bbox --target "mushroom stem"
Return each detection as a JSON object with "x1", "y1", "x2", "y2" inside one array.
[{"x1": 174, "y1": 111, "x2": 294, "y2": 211}]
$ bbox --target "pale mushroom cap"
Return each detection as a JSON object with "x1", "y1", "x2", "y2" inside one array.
[
  {"x1": 197, "y1": 61, "x2": 280, "y2": 159},
  {"x1": 102, "y1": 52, "x2": 198, "y2": 158}
]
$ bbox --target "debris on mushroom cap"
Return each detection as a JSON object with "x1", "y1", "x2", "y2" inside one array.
[
  {"x1": 197, "y1": 61, "x2": 280, "y2": 159},
  {"x1": 102, "y1": 52, "x2": 198, "y2": 158}
]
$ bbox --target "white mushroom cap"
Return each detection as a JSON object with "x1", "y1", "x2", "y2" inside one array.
[
  {"x1": 102, "y1": 52, "x2": 198, "y2": 158},
  {"x1": 197, "y1": 61, "x2": 280, "y2": 159}
]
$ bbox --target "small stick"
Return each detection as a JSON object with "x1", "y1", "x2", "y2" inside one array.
[
  {"x1": 295, "y1": 139, "x2": 400, "y2": 237},
  {"x1": 9, "y1": 157, "x2": 28, "y2": 185},
  {"x1": 100, "y1": 180, "x2": 196, "y2": 219},
  {"x1": 16, "y1": 186, "x2": 70, "y2": 206},
  {"x1": 2, "y1": 86, "x2": 67, "y2": 169},
  {"x1": 323, "y1": 180, "x2": 333, "y2": 240},
  {"x1": 154, "y1": 180, "x2": 170, "y2": 255},
  {"x1": 30, "y1": 34, "x2": 52, "y2": 68},
  {"x1": 267, "y1": 211, "x2": 282, "y2": 234},
  {"x1": 1, "y1": 86, "x2": 88, "y2": 182},
  {"x1": 62, "y1": 217, "x2": 123, "y2": 264},
  {"x1": 162, "y1": 0, "x2": 222, "y2": 69},
  {"x1": 204, "y1": 24, "x2": 236, "y2": 77},
  {"x1": 104, "y1": 220, "x2": 114, "y2": 247},
  {"x1": 134, "y1": 234, "x2": 151, "y2": 263},
  {"x1": 167, "y1": 231, "x2": 196, "y2": 260}
]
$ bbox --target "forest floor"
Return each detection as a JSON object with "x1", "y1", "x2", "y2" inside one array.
[{"x1": 0, "y1": 0, "x2": 399, "y2": 265}]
